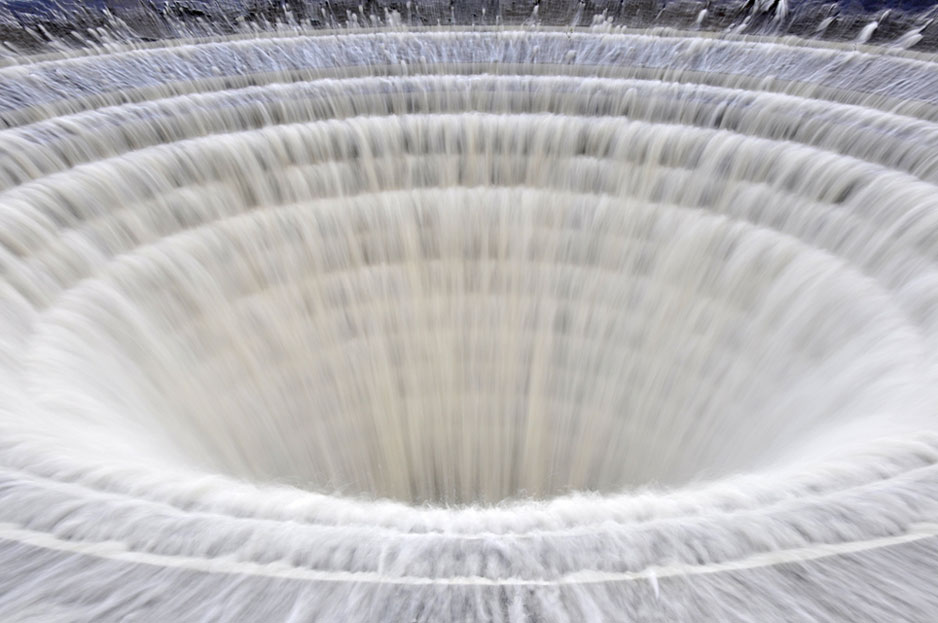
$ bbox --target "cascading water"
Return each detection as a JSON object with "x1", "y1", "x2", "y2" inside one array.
[{"x1": 1, "y1": 1, "x2": 938, "y2": 621}]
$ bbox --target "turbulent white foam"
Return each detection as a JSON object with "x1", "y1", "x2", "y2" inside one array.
[{"x1": 1, "y1": 22, "x2": 938, "y2": 623}]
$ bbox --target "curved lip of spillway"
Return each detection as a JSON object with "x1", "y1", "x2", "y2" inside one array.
[
  {"x1": 6, "y1": 19, "x2": 938, "y2": 63},
  {"x1": 1, "y1": 515, "x2": 936, "y2": 586}
]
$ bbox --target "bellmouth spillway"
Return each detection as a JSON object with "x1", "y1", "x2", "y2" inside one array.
[{"x1": 1, "y1": 1, "x2": 938, "y2": 621}]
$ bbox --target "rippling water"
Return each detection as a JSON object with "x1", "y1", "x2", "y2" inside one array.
[{"x1": 1, "y1": 3, "x2": 938, "y2": 621}]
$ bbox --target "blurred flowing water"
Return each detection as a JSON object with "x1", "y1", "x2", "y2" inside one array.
[{"x1": 0, "y1": 2, "x2": 938, "y2": 621}]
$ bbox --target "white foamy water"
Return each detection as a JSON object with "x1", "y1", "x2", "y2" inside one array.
[{"x1": 1, "y1": 19, "x2": 938, "y2": 623}]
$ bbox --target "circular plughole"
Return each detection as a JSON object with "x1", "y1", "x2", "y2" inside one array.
[{"x1": 1, "y1": 20, "x2": 938, "y2": 623}]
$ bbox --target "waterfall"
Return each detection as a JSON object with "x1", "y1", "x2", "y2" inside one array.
[{"x1": 1, "y1": 2, "x2": 938, "y2": 621}]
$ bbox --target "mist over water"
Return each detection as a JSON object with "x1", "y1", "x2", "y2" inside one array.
[{"x1": 1, "y1": 2, "x2": 938, "y2": 621}]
